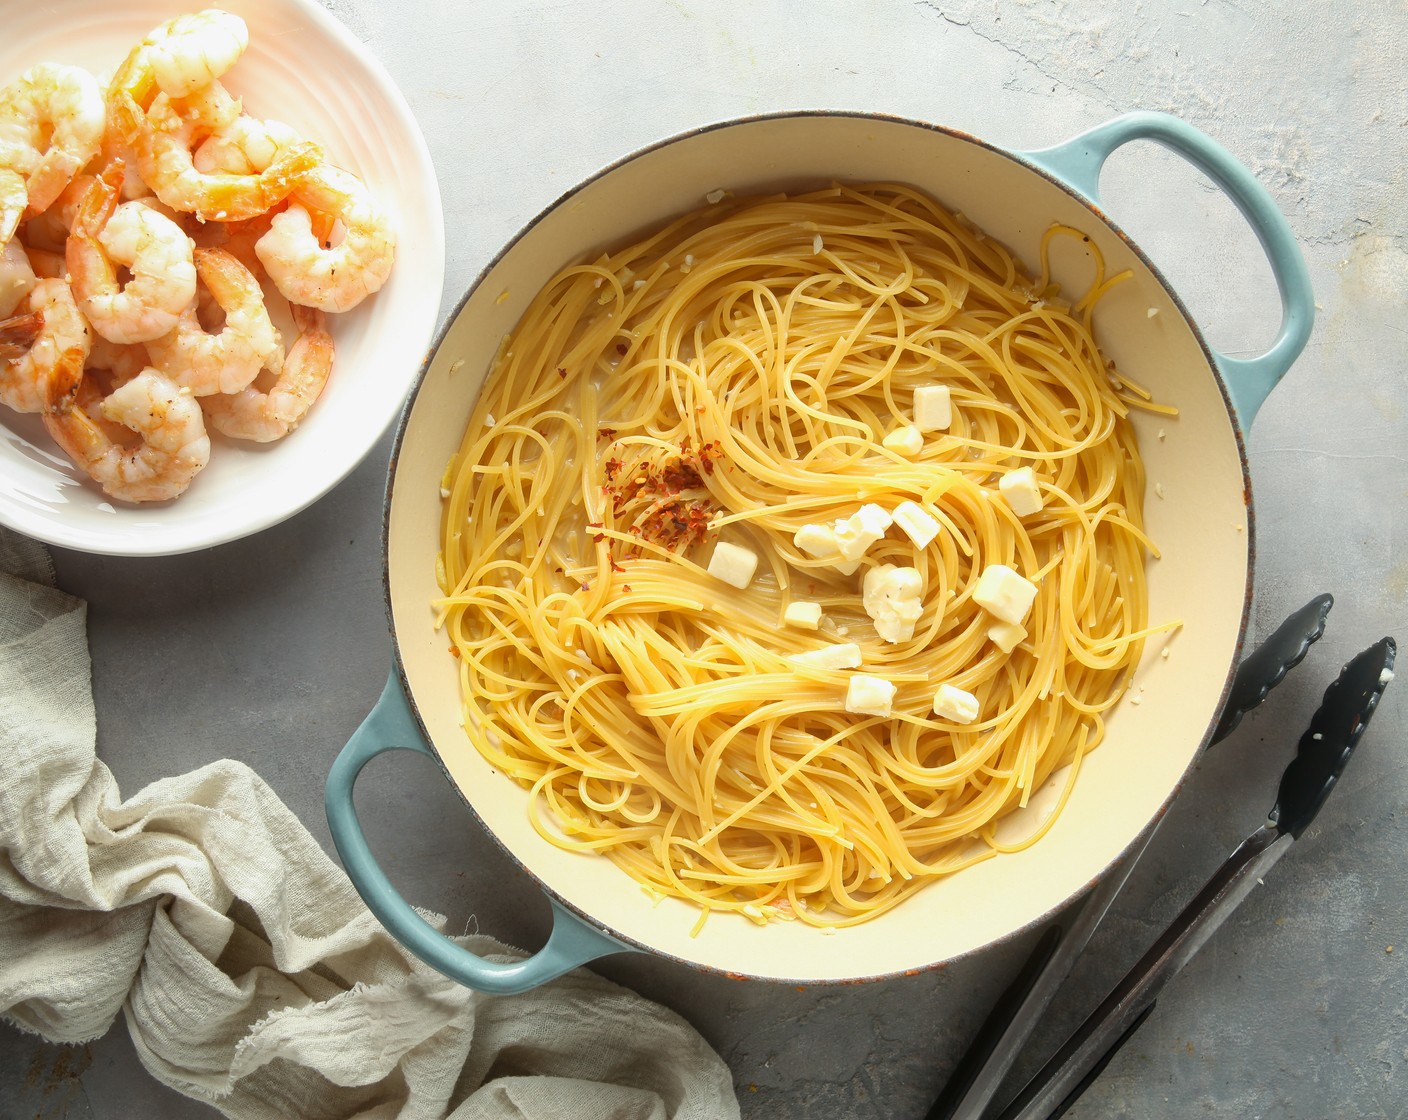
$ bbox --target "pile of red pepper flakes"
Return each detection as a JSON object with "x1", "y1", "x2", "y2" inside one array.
[{"x1": 600, "y1": 434, "x2": 725, "y2": 553}]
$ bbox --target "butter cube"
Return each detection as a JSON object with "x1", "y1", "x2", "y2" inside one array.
[
  {"x1": 784, "y1": 601, "x2": 823, "y2": 630},
  {"x1": 892, "y1": 501, "x2": 940, "y2": 548},
  {"x1": 998, "y1": 467, "x2": 1043, "y2": 517},
  {"x1": 972, "y1": 564, "x2": 1038, "y2": 626},
  {"x1": 833, "y1": 504, "x2": 893, "y2": 562},
  {"x1": 987, "y1": 620, "x2": 1027, "y2": 653},
  {"x1": 794, "y1": 523, "x2": 838, "y2": 559},
  {"x1": 707, "y1": 541, "x2": 758, "y2": 589},
  {"x1": 932, "y1": 683, "x2": 980, "y2": 724},
  {"x1": 793, "y1": 523, "x2": 860, "y2": 576},
  {"x1": 862, "y1": 564, "x2": 924, "y2": 643},
  {"x1": 789, "y1": 642, "x2": 863, "y2": 670},
  {"x1": 846, "y1": 674, "x2": 897, "y2": 717},
  {"x1": 882, "y1": 424, "x2": 924, "y2": 457},
  {"x1": 913, "y1": 384, "x2": 952, "y2": 432}
]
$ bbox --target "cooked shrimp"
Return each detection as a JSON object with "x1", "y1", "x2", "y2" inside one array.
[
  {"x1": 0, "y1": 278, "x2": 89, "y2": 414},
  {"x1": 193, "y1": 116, "x2": 301, "y2": 176},
  {"x1": 139, "y1": 93, "x2": 201, "y2": 150},
  {"x1": 0, "y1": 63, "x2": 106, "y2": 218},
  {"x1": 103, "y1": 10, "x2": 316, "y2": 223},
  {"x1": 147, "y1": 247, "x2": 279, "y2": 395},
  {"x1": 0, "y1": 311, "x2": 41, "y2": 361},
  {"x1": 66, "y1": 162, "x2": 197, "y2": 345},
  {"x1": 142, "y1": 84, "x2": 243, "y2": 155},
  {"x1": 202, "y1": 302, "x2": 332, "y2": 441},
  {"x1": 45, "y1": 368, "x2": 210, "y2": 502},
  {"x1": 0, "y1": 168, "x2": 24, "y2": 244},
  {"x1": 110, "y1": 88, "x2": 319, "y2": 223},
  {"x1": 255, "y1": 164, "x2": 396, "y2": 313},
  {"x1": 167, "y1": 82, "x2": 242, "y2": 135},
  {"x1": 104, "y1": 10, "x2": 245, "y2": 106},
  {"x1": 143, "y1": 10, "x2": 250, "y2": 99},
  {"x1": 0, "y1": 236, "x2": 37, "y2": 318}
]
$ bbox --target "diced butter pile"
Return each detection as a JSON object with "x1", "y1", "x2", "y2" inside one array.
[
  {"x1": 833, "y1": 504, "x2": 893, "y2": 560},
  {"x1": 793, "y1": 521, "x2": 860, "y2": 576},
  {"x1": 862, "y1": 564, "x2": 923, "y2": 643},
  {"x1": 692, "y1": 381, "x2": 1048, "y2": 724}
]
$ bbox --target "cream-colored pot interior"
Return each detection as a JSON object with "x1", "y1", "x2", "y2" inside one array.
[{"x1": 387, "y1": 114, "x2": 1249, "y2": 983}]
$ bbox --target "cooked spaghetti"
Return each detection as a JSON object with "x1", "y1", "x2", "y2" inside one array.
[{"x1": 435, "y1": 183, "x2": 1169, "y2": 930}]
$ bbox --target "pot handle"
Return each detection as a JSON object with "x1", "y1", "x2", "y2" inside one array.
[
  {"x1": 325, "y1": 670, "x2": 632, "y2": 994},
  {"x1": 1018, "y1": 111, "x2": 1314, "y2": 428}
]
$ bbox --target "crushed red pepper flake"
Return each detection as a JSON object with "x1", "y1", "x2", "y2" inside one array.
[
  {"x1": 597, "y1": 438, "x2": 725, "y2": 554},
  {"x1": 661, "y1": 458, "x2": 703, "y2": 492}
]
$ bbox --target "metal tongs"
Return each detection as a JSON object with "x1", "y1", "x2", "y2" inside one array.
[{"x1": 927, "y1": 596, "x2": 1397, "y2": 1120}]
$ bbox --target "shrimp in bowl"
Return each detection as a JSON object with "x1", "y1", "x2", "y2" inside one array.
[
  {"x1": 44, "y1": 367, "x2": 210, "y2": 503},
  {"x1": 0, "y1": 61, "x2": 106, "y2": 223},
  {"x1": 0, "y1": 277, "x2": 90, "y2": 415},
  {"x1": 66, "y1": 161, "x2": 198, "y2": 346},
  {"x1": 0, "y1": 6, "x2": 407, "y2": 512}
]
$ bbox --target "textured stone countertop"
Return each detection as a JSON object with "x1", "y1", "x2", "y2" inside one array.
[{"x1": 4, "y1": 2, "x2": 1405, "y2": 1117}]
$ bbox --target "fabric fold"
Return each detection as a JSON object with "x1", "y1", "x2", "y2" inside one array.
[{"x1": 0, "y1": 528, "x2": 738, "y2": 1120}]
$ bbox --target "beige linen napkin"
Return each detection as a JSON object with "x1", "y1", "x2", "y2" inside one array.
[{"x1": 0, "y1": 527, "x2": 739, "y2": 1120}]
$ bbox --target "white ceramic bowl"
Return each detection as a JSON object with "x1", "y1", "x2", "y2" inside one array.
[{"x1": 0, "y1": 0, "x2": 444, "y2": 555}]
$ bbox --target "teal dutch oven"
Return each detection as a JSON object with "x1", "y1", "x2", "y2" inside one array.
[{"x1": 327, "y1": 111, "x2": 1312, "y2": 993}]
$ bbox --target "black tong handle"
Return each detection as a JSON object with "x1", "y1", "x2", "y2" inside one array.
[
  {"x1": 925, "y1": 596, "x2": 1337, "y2": 1120},
  {"x1": 998, "y1": 637, "x2": 1396, "y2": 1120}
]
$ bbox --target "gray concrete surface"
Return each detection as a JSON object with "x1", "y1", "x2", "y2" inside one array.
[{"x1": 3, "y1": 1, "x2": 1406, "y2": 1117}]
